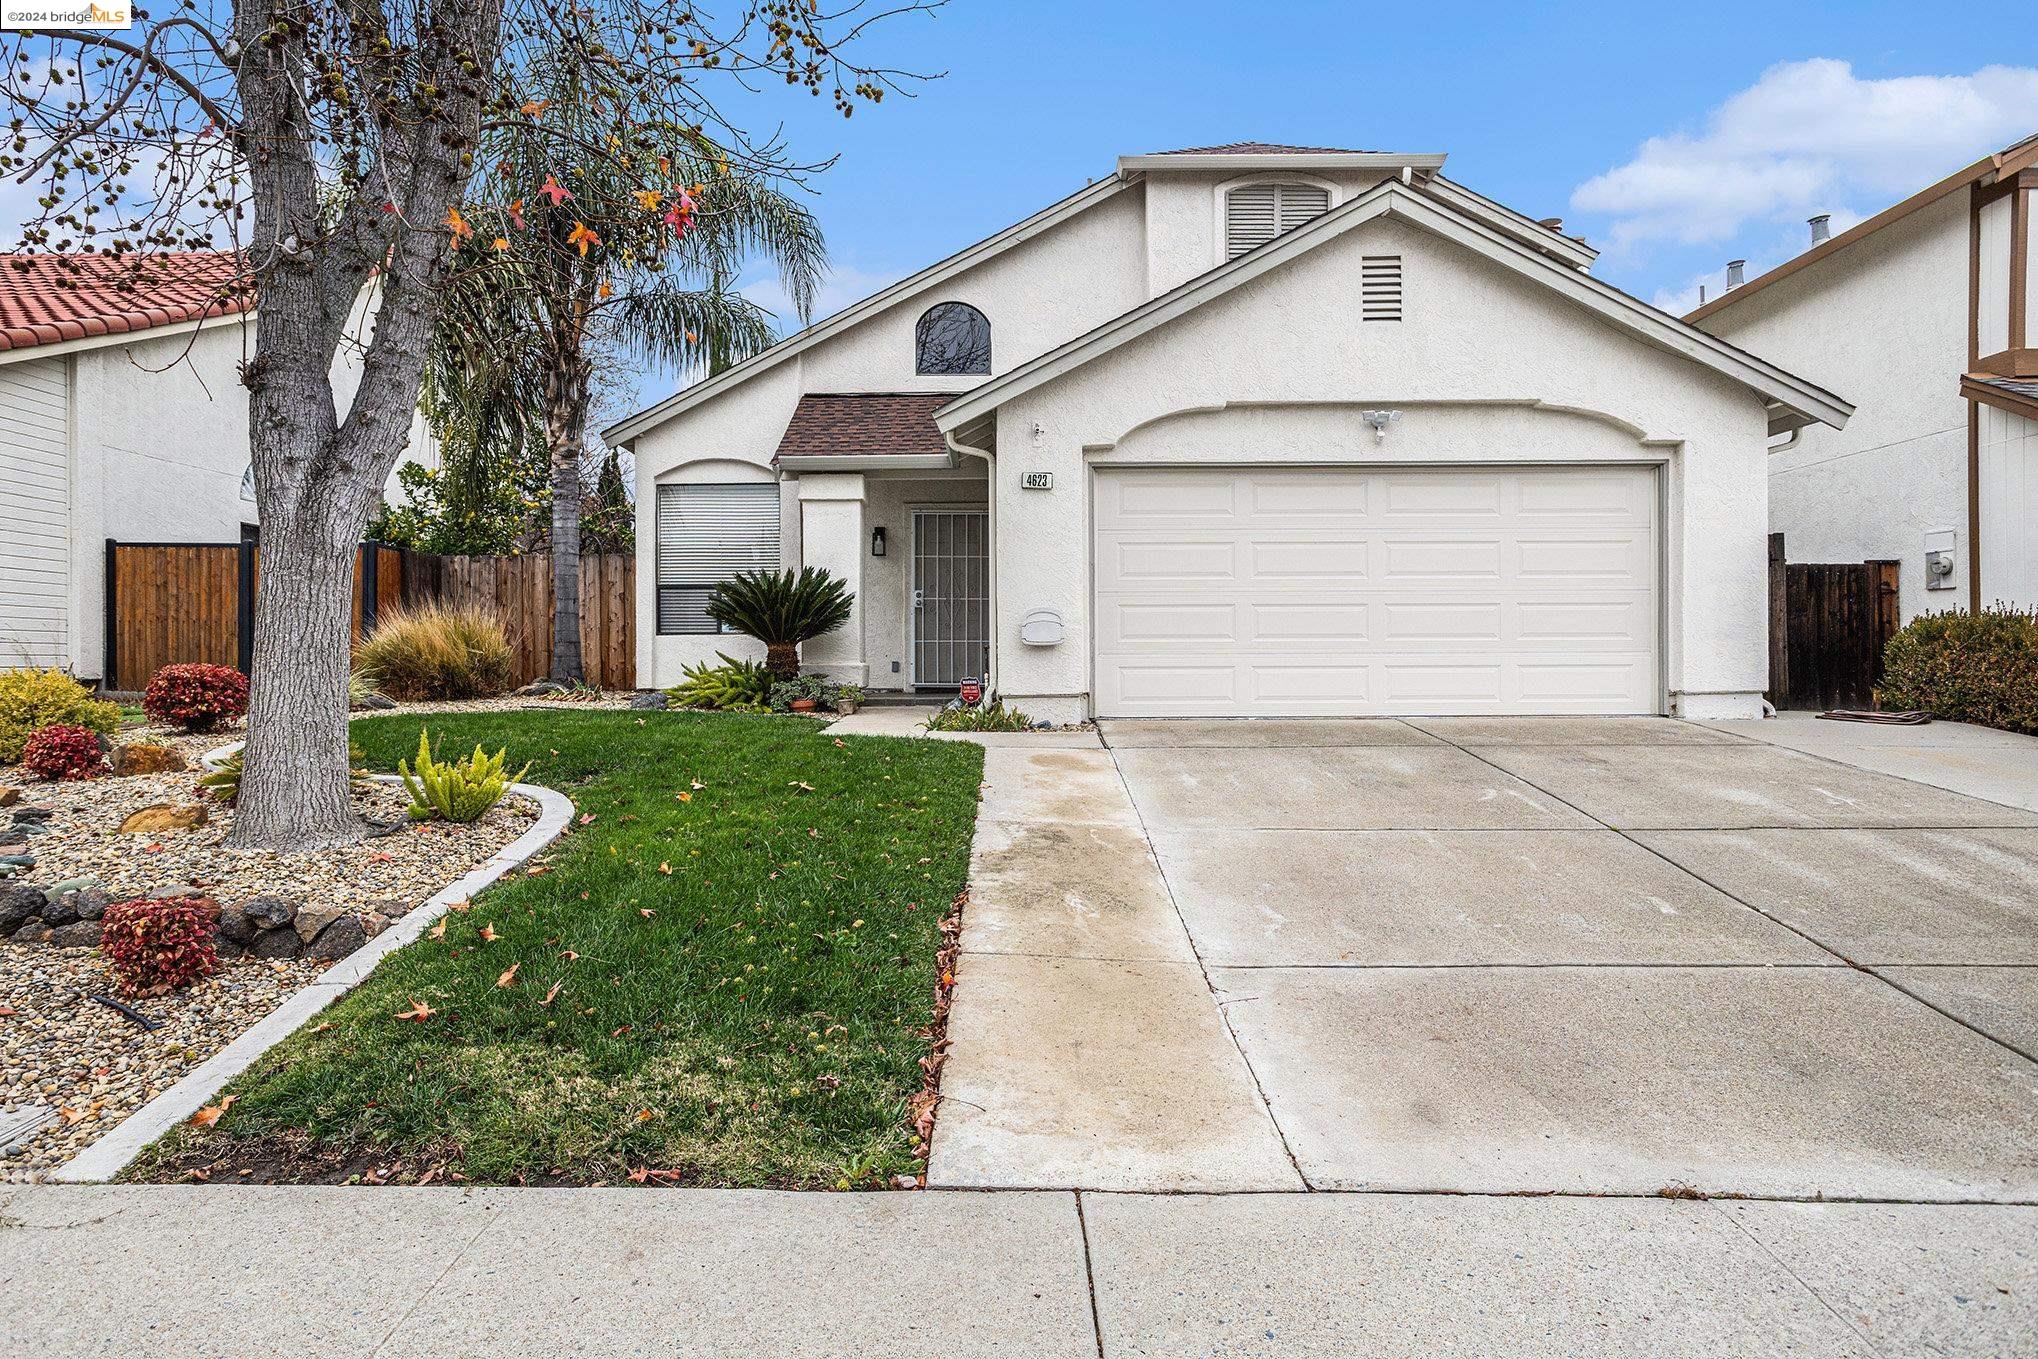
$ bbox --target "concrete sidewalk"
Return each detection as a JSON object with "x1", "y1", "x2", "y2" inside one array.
[
  {"x1": 1718, "y1": 711, "x2": 2038, "y2": 811},
  {"x1": 5, "y1": 1185, "x2": 2034, "y2": 1357}
]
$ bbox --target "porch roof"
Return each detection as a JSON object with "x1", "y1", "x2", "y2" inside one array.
[{"x1": 774, "y1": 392, "x2": 958, "y2": 467}]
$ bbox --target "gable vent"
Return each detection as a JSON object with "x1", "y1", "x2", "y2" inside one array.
[
  {"x1": 1361, "y1": 255, "x2": 1402, "y2": 321},
  {"x1": 1225, "y1": 182, "x2": 1332, "y2": 260}
]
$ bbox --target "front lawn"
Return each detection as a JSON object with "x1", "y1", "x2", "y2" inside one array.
[{"x1": 133, "y1": 709, "x2": 984, "y2": 1187}]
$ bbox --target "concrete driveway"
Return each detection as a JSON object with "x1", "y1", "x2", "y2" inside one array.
[{"x1": 931, "y1": 716, "x2": 2038, "y2": 1203}]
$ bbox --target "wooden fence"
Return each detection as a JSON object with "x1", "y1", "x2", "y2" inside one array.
[
  {"x1": 1765, "y1": 533, "x2": 1901, "y2": 711},
  {"x1": 104, "y1": 539, "x2": 633, "y2": 692}
]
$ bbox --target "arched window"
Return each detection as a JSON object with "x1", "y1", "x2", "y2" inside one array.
[
  {"x1": 1224, "y1": 181, "x2": 1332, "y2": 259},
  {"x1": 240, "y1": 464, "x2": 257, "y2": 502},
  {"x1": 914, "y1": 302, "x2": 991, "y2": 376}
]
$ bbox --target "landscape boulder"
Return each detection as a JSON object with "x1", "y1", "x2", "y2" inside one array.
[
  {"x1": 242, "y1": 896, "x2": 297, "y2": 929},
  {"x1": 110, "y1": 744, "x2": 189, "y2": 776},
  {"x1": 215, "y1": 902, "x2": 257, "y2": 944},
  {"x1": 305, "y1": 914, "x2": 367, "y2": 961},
  {"x1": 629, "y1": 691, "x2": 670, "y2": 711},
  {"x1": 0, "y1": 883, "x2": 44, "y2": 932},
  {"x1": 47, "y1": 920, "x2": 102, "y2": 949},
  {"x1": 117, "y1": 803, "x2": 210, "y2": 835},
  {"x1": 248, "y1": 927, "x2": 303, "y2": 960},
  {"x1": 293, "y1": 902, "x2": 349, "y2": 945}
]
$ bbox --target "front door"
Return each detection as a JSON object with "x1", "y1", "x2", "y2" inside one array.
[{"x1": 912, "y1": 509, "x2": 989, "y2": 688}]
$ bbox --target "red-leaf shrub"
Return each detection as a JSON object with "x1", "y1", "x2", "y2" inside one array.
[
  {"x1": 99, "y1": 897, "x2": 220, "y2": 996},
  {"x1": 143, "y1": 663, "x2": 249, "y2": 733},
  {"x1": 21, "y1": 723, "x2": 108, "y2": 780}
]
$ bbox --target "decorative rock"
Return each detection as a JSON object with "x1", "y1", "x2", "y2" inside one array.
[
  {"x1": 361, "y1": 911, "x2": 391, "y2": 938},
  {"x1": 0, "y1": 884, "x2": 44, "y2": 932},
  {"x1": 305, "y1": 913, "x2": 367, "y2": 961},
  {"x1": 11, "y1": 806, "x2": 55, "y2": 823},
  {"x1": 72, "y1": 887, "x2": 109, "y2": 921},
  {"x1": 47, "y1": 919, "x2": 102, "y2": 949},
  {"x1": 0, "y1": 786, "x2": 17, "y2": 807},
  {"x1": 215, "y1": 938, "x2": 244, "y2": 960},
  {"x1": 0, "y1": 854, "x2": 35, "y2": 871},
  {"x1": 293, "y1": 901, "x2": 348, "y2": 944},
  {"x1": 368, "y1": 896, "x2": 411, "y2": 920},
  {"x1": 215, "y1": 903, "x2": 256, "y2": 944},
  {"x1": 248, "y1": 927, "x2": 303, "y2": 960},
  {"x1": 517, "y1": 679, "x2": 567, "y2": 696},
  {"x1": 110, "y1": 743, "x2": 189, "y2": 775},
  {"x1": 11, "y1": 919, "x2": 49, "y2": 944},
  {"x1": 147, "y1": 884, "x2": 204, "y2": 901},
  {"x1": 243, "y1": 895, "x2": 298, "y2": 929},
  {"x1": 40, "y1": 894, "x2": 79, "y2": 927},
  {"x1": 358, "y1": 693, "x2": 398, "y2": 710},
  {"x1": 629, "y1": 691, "x2": 670, "y2": 710},
  {"x1": 0, "y1": 829, "x2": 25, "y2": 848},
  {"x1": 117, "y1": 803, "x2": 209, "y2": 835}
]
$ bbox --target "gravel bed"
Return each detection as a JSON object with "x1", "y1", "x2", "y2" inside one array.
[{"x1": 1, "y1": 950, "x2": 327, "y2": 1180}]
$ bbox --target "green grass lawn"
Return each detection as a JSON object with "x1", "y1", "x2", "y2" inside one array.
[{"x1": 134, "y1": 709, "x2": 984, "y2": 1188}]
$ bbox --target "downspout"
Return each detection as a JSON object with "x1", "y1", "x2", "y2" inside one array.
[{"x1": 943, "y1": 425, "x2": 999, "y2": 694}]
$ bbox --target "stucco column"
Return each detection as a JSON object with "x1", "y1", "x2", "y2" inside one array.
[{"x1": 796, "y1": 472, "x2": 867, "y2": 684}]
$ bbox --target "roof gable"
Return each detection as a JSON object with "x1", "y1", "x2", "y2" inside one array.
[{"x1": 937, "y1": 179, "x2": 1851, "y2": 439}]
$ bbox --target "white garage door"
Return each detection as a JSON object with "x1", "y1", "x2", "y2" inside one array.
[{"x1": 1093, "y1": 465, "x2": 1659, "y2": 717}]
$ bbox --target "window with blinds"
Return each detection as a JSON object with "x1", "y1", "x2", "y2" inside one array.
[
  {"x1": 655, "y1": 483, "x2": 782, "y2": 634},
  {"x1": 1224, "y1": 182, "x2": 1332, "y2": 259}
]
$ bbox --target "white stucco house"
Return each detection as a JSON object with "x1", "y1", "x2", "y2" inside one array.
[
  {"x1": 0, "y1": 252, "x2": 430, "y2": 681},
  {"x1": 610, "y1": 142, "x2": 1851, "y2": 722},
  {"x1": 1688, "y1": 134, "x2": 2038, "y2": 620}
]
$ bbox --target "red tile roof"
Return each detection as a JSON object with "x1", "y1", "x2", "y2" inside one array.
[
  {"x1": 774, "y1": 393, "x2": 954, "y2": 460},
  {"x1": 0, "y1": 252, "x2": 250, "y2": 352},
  {"x1": 1150, "y1": 142, "x2": 1380, "y2": 156}
]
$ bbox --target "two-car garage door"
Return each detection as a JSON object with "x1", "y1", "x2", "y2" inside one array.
[{"x1": 1092, "y1": 465, "x2": 1659, "y2": 717}]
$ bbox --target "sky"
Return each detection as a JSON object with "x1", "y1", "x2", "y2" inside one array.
[{"x1": 696, "y1": 0, "x2": 2036, "y2": 413}]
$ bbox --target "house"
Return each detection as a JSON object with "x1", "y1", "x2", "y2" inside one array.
[
  {"x1": 0, "y1": 252, "x2": 431, "y2": 682},
  {"x1": 1687, "y1": 134, "x2": 2038, "y2": 620},
  {"x1": 608, "y1": 142, "x2": 1851, "y2": 721}
]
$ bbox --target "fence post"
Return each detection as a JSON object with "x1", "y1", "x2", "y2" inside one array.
[
  {"x1": 359, "y1": 541, "x2": 380, "y2": 636},
  {"x1": 236, "y1": 536, "x2": 257, "y2": 674},
  {"x1": 103, "y1": 539, "x2": 119, "y2": 690},
  {"x1": 1765, "y1": 532, "x2": 1787, "y2": 707}
]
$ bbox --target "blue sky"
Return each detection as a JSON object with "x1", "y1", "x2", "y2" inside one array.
[{"x1": 689, "y1": 0, "x2": 2036, "y2": 414}]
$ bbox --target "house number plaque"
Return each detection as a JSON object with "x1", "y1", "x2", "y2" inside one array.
[{"x1": 1020, "y1": 471, "x2": 1054, "y2": 490}]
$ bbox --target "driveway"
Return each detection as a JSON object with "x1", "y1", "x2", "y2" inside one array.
[{"x1": 931, "y1": 716, "x2": 2038, "y2": 1201}]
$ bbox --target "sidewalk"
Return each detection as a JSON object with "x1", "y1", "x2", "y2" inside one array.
[
  {"x1": 1715, "y1": 711, "x2": 2038, "y2": 811},
  {"x1": 5, "y1": 1184, "x2": 2032, "y2": 1356}
]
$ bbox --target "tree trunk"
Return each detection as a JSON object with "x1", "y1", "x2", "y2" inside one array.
[
  {"x1": 231, "y1": 499, "x2": 361, "y2": 849},
  {"x1": 766, "y1": 642, "x2": 799, "y2": 679},
  {"x1": 545, "y1": 356, "x2": 592, "y2": 685}
]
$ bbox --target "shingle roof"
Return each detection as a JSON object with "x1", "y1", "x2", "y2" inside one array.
[
  {"x1": 1149, "y1": 142, "x2": 1385, "y2": 156},
  {"x1": 0, "y1": 252, "x2": 250, "y2": 352},
  {"x1": 774, "y1": 393, "x2": 953, "y2": 460},
  {"x1": 1969, "y1": 374, "x2": 2038, "y2": 401},
  {"x1": 1965, "y1": 372, "x2": 2038, "y2": 415}
]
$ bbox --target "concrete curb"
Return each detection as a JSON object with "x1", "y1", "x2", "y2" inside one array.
[{"x1": 52, "y1": 764, "x2": 575, "y2": 1184}]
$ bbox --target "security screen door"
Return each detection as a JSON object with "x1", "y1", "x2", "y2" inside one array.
[{"x1": 911, "y1": 510, "x2": 989, "y2": 687}]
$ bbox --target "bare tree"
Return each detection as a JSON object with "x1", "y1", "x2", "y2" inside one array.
[{"x1": 2, "y1": 1, "x2": 938, "y2": 848}]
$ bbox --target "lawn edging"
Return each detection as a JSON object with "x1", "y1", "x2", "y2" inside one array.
[{"x1": 53, "y1": 768, "x2": 575, "y2": 1184}]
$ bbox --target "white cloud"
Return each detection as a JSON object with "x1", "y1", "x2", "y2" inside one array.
[
  {"x1": 740, "y1": 262, "x2": 907, "y2": 334},
  {"x1": 1574, "y1": 59, "x2": 2038, "y2": 253}
]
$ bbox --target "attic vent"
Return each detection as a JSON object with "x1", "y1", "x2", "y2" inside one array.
[
  {"x1": 1225, "y1": 182, "x2": 1332, "y2": 259},
  {"x1": 1361, "y1": 255, "x2": 1402, "y2": 321}
]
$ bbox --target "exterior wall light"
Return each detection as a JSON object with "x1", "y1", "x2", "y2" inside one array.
[{"x1": 871, "y1": 526, "x2": 887, "y2": 557}]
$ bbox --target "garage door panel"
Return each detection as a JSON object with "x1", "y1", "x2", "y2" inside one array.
[{"x1": 1094, "y1": 466, "x2": 1660, "y2": 718}]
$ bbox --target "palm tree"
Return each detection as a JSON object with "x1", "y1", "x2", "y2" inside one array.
[
  {"x1": 432, "y1": 55, "x2": 825, "y2": 682},
  {"x1": 707, "y1": 568, "x2": 855, "y2": 680}
]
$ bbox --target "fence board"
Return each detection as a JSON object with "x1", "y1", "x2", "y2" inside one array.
[{"x1": 1768, "y1": 546, "x2": 1902, "y2": 711}]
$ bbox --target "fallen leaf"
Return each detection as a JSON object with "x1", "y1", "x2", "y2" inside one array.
[
  {"x1": 480, "y1": 923, "x2": 499, "y2": 942},
  {"x1": 578, "y1": 813, "x2": 598, "y2": 826},
  {"x1": 657, "y1": 861, "x2": 673, "y2": 875},
  {"x1": 638, "y1": 908, "x2": 656, "y2": 918},
  {"x1": 675, "y1": 792, "x2": 692, "y2": 803},
  {"x1": 395, "y1": 999, "x2": 438, "y2": 1022},
  {"x1": 448, "y1": 899, "x2": 472, "y2": 914},
  {"x1": 189, "y1": 1094, "x2": 237, "y2": 1127},
  {"x1": 496, "y1": 962, "x2": 520, "y2": 988},
  {"x1": 311, "y1": 1022, "x2": 334, "y2": 1034},
  {"x1": 526, "y1": 865, "x2": 552, "y2": 877},
  {"x1": 832, "y1": 739, "x2": 846, "y2": 748},
  {"x1": 429, "y1": 920, "x2": 447, "y2": 941},
  {"x1": 789, "y1": 781, "x2": 815, "y2": 792},
  {"x1": 540, "y1": 980, "x2": 564, "y2": 1006},
  {"x1": 558, "y1": 949, "x2": 579, "y2": 961},
  {"x1": 690, "y1": 779, "x2": 706, "y2": 790}
]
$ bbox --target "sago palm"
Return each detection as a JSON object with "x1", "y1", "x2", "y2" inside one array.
[
  {"x1": 706, "y1": 568, "x2": 855, "y2": 679},
  {"x1": 429, "y1": 52, "x2": 826, "y2": 682}
]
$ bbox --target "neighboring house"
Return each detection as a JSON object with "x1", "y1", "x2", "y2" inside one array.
[
  {"x1": 609, "y1": 142, "x2": 1850, "y2": 722},
  {"x1": 0, "y1": 252, "x2": 432, "y2": 681},
  {"x1": 1687, "y1": 134, "x2": 2038, "y2": 621}
]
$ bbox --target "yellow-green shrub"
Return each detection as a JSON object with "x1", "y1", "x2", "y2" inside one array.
[
  {"x1": 353, "y1": 603, "x2": 514, "y2": 701},
  {"x1": 398, "y1": 728, "x2": 529, "y2": 823},
  {"x1": 1878, "y1": 605, "x2": 2038, "y2": 734},
  {"x1": 0, "y1": 667, "x2": 122, "y2": 763}
]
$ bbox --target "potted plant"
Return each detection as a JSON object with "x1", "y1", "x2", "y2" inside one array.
[
  {"x1": 706, "y1": 568, "x2": 855, "y2": 680},
  {"x1": 836, "y1": 684, "x2": 864, "y2": 716}
]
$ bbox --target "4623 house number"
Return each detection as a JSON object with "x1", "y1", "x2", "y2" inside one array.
[{"x1": 1020, "y1": 471, "x2": 1054, "y2": 490}]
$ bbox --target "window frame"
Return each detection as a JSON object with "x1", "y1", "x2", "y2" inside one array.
[
  {"x1": 1213, "y1": 173, "x2": 1341, "y2": 263},
  {"x1": 653, "y1": 481, "x2": 783, "y2": 635},
  {"x1": 913, "y1": 301, "x2": 993, "y2": 376}
]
